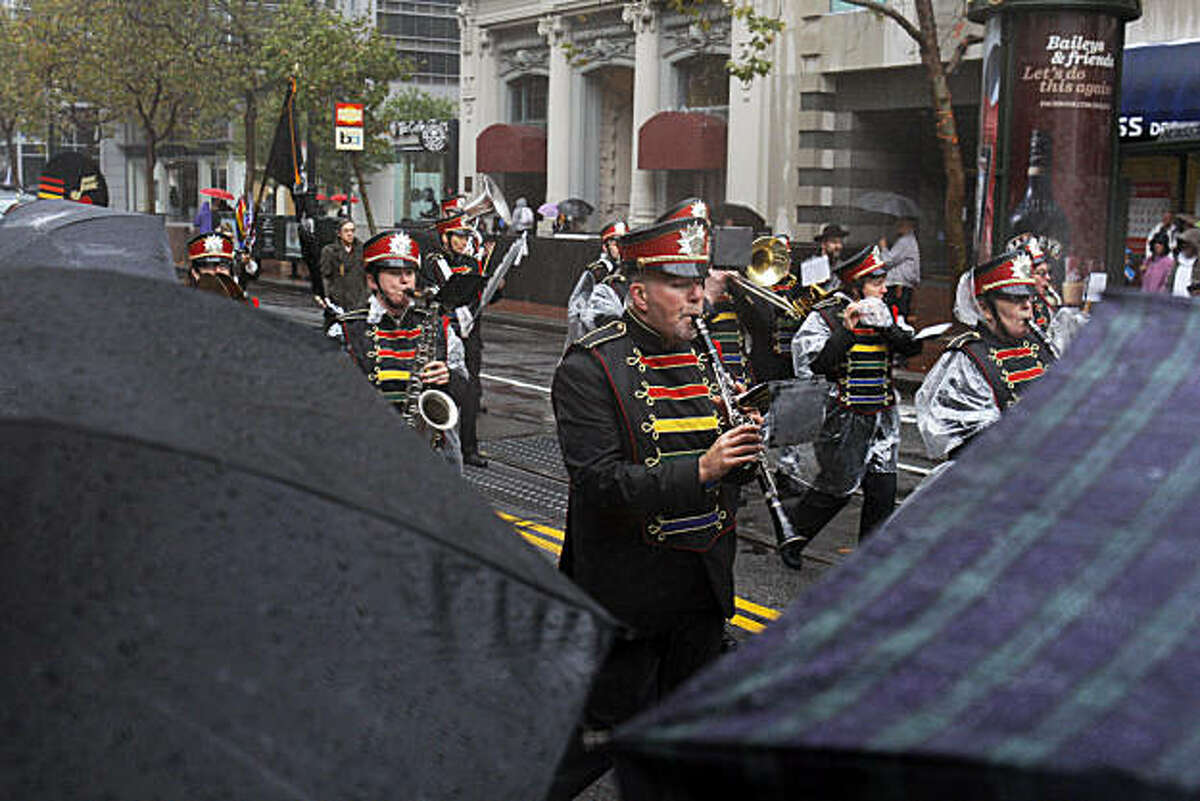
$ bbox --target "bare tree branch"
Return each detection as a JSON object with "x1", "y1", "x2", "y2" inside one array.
[
  {"x1": 837, "y1": 0, "x2": 922, "y2": 45},
  {"x1": 945, "y1": 33, "x2": 983, "y2": 76}
]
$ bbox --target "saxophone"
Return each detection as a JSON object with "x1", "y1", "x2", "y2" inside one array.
[{"x1": 400, "y1": 294, "x2": 459, "y2": 446}]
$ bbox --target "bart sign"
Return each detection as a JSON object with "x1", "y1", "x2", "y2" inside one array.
[{"x1": 335, "y1": 102, "x2": 364, "y2": 152}]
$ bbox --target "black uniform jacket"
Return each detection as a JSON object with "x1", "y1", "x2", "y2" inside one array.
[{"x1": 552, "y1": 312, "x2": 739, "y2": 635}]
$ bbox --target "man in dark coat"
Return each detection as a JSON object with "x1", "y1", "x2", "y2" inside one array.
[
  {"x1": 546, "y1": 214, "x2": 762, "y2": 800},
  {"x1": 319, "y1": 217, "x2": 368, "y2": 314}
]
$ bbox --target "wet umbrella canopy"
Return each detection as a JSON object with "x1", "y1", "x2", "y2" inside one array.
[
  {"x1": 0, "y1": 267, "x2": 614, "y2": 800},
  {"x1": 0, "y1": 199, "x2": 174, "y2": 281},
  {"x1": 614, "y1": 293, "x2": 1200, "y2": 800},
  {"x1": 557, "y1": 198, "x2": 594, "y2": 219}
]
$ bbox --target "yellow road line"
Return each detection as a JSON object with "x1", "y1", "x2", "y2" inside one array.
[
  {"x1": 729, "y1": 614, "x2": 765, "y2": 634},
  {"x1": 498, "y1": 511, "x2": 783, "y2": 633},
  {"x1": 735, "y1": 596, "x2": 782, "y2": 621},
  {"x1": 519, "y1": 529, "x2": 563, "y2": 556}
]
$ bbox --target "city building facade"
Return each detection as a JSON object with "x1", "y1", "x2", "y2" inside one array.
[{"x1": 458, "y1": 0, "x2": 1198, "y2": 288}]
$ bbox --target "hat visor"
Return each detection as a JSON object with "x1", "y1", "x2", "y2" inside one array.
[
  {"x1": 638, "y1": 262, "x2": 709, "y2": 279},
  {"x1": 992, "y1": 284, "x2": 1035, "y2": 298},
  {"x1": 191, "y1": 257, "x2": 232, "y2": 270}
]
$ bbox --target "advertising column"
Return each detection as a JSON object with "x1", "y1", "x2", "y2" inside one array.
[{"x1": 969, "y1": 0, "x2": 1140, "y2": 300}]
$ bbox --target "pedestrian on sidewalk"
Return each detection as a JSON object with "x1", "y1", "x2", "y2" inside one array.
[
  {"x1": 319, "y1": 218, "x2": 368, "y2": 316},
  {"x1": 1141, "y1": 233, "x2": 1175, "y2": 294}
]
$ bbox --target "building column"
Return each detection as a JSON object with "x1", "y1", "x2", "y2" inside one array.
[
  {"x1": 539, "y1": 14, "x2": 572, "y2": 205},
  {"x1": 624, "y1": 0, "x2": 661, "y2": 226}
]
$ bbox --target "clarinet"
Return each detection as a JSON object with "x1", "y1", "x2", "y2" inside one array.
[{"x1": 693, "y1": 316, "x2": 806, "y2": 554}]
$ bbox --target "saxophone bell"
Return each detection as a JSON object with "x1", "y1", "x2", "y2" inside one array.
[{"x1": 418, "y1": 388, "x2": 459, "y2": 432}]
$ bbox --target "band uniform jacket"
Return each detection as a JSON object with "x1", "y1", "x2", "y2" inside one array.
[
  {"x1": 338, "y1": 294, "x2": 468, "y2": 411},
  {"x1": 916, "y1": 322, "x2": 1055, "y2": 459},
  {"x1": 552, "y1": 313, "x2": 741, "y2": 634}
]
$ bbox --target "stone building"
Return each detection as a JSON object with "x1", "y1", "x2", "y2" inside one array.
[{"x1": 458, "y1": 0, "x2": 1199, "y2": 290}]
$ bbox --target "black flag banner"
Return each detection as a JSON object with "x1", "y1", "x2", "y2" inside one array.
[{"x1": 264, "y1": 76, "x2": 303, "y2": 191}]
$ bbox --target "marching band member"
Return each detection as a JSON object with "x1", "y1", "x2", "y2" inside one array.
[
  {"x1": 185, "y1": 231, "x2": 247, "y2": 302},
  {"x1": 776, "y1": 245, "x2": 922, "y2": 567},
  {"x1": 916, "y1": 249, "x2": 1055, "y2": 461},
  {"x1": 428, "y1": 211, "x2": 491, "y2": 468},
  {"x1": 564, "y1": 219, "x2": 628, "y2": 348},
  {"x1": 337, "y1": 229, "x2": 467, "y2": 470},
  {"x1": 547, "y1": 214, "x2": 760, "y2": 800}
]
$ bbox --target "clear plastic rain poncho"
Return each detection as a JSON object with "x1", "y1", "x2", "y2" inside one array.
[
  {"x1": 914, "y1": 272, "x2": 1001, "y2": 460},
  {"x1": 564, "y1": 258, "x2": 625, "y2": 351},
  {"x1": 774, "y1": 299, "x2": 901, "y2": 498},
  {"x1": 915, "y1": 270, "x2": 1088, "y2": 460}
]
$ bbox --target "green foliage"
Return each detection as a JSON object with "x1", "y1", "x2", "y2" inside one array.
[
  {"x1": 727, "y1": 3, "x2": 786, "y2": 85},
  {"x1": 662, "y1": 1, "x2": 785, "y2": 85}
]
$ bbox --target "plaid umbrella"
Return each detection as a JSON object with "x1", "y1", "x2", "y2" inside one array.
[{"x1": 613, "y1": 291, "x2": 1200, "y2": 801}]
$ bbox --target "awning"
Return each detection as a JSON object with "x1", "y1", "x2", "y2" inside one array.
[
  {"x1": 1120, "y1": 41, "x2": 1200, "y2": 144},
  {"x1": 638, "y1": 112, "x2": 727, "y2": 171},
  {"x1": 476, "y1": 124, "x2": 546, "y2": 173}
]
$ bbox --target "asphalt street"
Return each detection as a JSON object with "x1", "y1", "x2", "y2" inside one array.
[{"x1": 253, "y1": 277, "x2": 943, "y2": 799}]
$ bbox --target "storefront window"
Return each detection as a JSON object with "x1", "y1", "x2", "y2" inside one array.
[{"x1": 394, "y1": 150, "x2": 448, "y2": 224}]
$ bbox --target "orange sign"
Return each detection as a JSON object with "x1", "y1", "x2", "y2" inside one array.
[{"x1": 335, "y1": 103, "x2": 364, "y2": 127}]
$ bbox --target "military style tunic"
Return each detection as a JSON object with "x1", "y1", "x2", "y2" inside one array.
[
  {"x1": 778, "y1": 296, "x2": 920, "y2": 497},
  {"x1": 916, "y1": 323, "x2": 1056, "y2": 459},
  {"x1": 338, "y1": 295, "x2": 467, "y2": 463},
  {"x1": 703, "y1": 296, "x2": 749, "y2": 384},
  {"x1": 552, "y1": 313, "x2": 741, "y2": 633}
]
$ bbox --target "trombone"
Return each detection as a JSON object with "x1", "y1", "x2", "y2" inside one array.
[{"x1": 726, "y1": 236, "x2": 821, "y2": 319}]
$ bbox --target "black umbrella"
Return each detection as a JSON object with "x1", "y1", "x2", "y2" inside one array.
[
  {"x1": 37, "y1": 150, "x2": 109, "y2": 206},
  {"x1": 613, "y1": 293, "x2": 1200, "y2": 801},
  {"x1": 1, "y1": 267, "x2": 614, "y2": 801},
  {"x1": 712, "y1": 202, "x2": 766, "y2": 231},
  {"x1": 0, "y1": 199, "x2": 173, "y2": 281},
  {"x1": 557, "y1": 198, "x2": 594, "y2": 219}
]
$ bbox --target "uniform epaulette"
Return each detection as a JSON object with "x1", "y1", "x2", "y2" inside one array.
[
  {"x1": 946, "y1": 330, "x2": 981, "y2": 350},
  {"x1": 576, "y1": 319, "x2": 627, "y2": 349},
  {"x1": 335, "y1": 308, "x2": 369, "y2": 323}
]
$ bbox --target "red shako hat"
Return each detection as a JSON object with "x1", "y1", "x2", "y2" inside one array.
[
  {"x1": 617, "y1": 217, "x2": 711, "y2": 279},
  {"x1": 363, "y1": 229, "x2": 421, "y2": 273},
  {"x1": 187, "y1": 232, "x2": 234, "y2": 264},
  {"x1": 973, "y1": 250, "x2": 1036, "y2": 297},
  {"x1": 835, "y1": 244, "x2": 888, "y2": 284},
  {"x1": 440, "y1": 195, "x2": 465, "y2": 215},
  {"x1": 435, "y1": 211, "x2": 474, "y2": 237},
  {"x1": 600, "y1": 219, "x2": 628, "y2": 242},
  {"x1": 656, "y1": 197, "x2": 710, "y2": 224}
]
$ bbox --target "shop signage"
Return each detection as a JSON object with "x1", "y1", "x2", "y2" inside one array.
[
  {"x1": 335, "y1": 102, "x2": 364, "y2": 152},
  {"x1": 389, "y1": 119, "x2": 451, "y2": 153}
]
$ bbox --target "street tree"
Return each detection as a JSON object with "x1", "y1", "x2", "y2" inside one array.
[
  {"x1": 0, "y1": 11, "x2": 37, "y2": 183},
  {"x1": 33, "y1": 0, "x2": 225, "y2": 213},
  {"x1": 836, "y1": 0, "x2": 980, "y2": 274},
  {"x1": 270, "y1": 6, "x2": 410, "y2": 233},
  {"x1": 669, "y1": 0, "x2": 978, "y2": 273}
]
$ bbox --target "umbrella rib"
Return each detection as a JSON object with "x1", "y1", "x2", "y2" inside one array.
[{"x1": 4, "y1": 416, "x2": 612, "y2": 619}]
